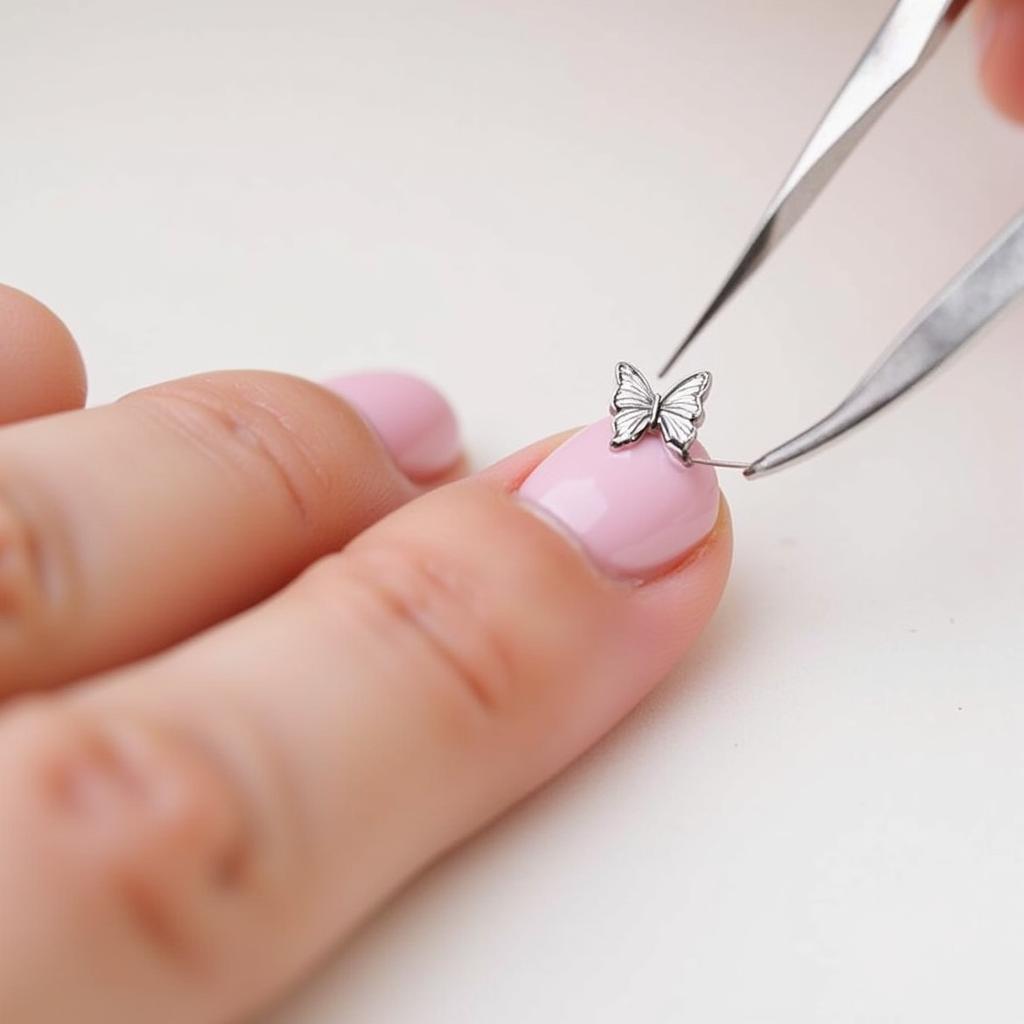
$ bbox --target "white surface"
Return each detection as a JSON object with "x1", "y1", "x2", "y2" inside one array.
[{"x1": 4, "y1": 2, "x2": 1023, "y2": 1020}]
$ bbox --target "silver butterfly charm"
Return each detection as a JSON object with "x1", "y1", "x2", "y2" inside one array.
[{"x1": 609, "y1": 361, "x2": 712, "y2": 461}]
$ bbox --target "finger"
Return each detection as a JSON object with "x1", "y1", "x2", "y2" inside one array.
[
  {"x1": 0, "y1": 285, "x2": 86, "y2": 424},
  {"x1": 977, "y1": 0, "x2": 1024, "y2": 121},
  {"x1": 0, "y1": 421, "x2": 730, "y2": 1023},
  {"x1": 0, "y1": 369, "x2": 461, "y2": 693}
]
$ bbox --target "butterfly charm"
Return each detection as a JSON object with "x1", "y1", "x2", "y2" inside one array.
[{"x1": 609, "y1": 361, "x2": 712, "y2": 461}]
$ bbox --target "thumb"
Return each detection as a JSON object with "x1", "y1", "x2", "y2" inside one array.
[
  {"x1": 0, "y1": 418, "x2": 731, "y2": 1023},
  {"x1": 977, "y1": 0, "x2": 1024, "y2": 121}
]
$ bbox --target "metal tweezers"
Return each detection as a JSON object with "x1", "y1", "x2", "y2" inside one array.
[{"x1": 660, "y1": 0, "x2": 1024, "y2": 478}]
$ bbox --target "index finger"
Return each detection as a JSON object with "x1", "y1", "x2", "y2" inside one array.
[{"x1": 0, "y1": 421, "x2": 731, "y2": 1023}]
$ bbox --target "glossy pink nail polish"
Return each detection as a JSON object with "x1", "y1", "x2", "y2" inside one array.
[
  {"x1": 518, "y1": 418, "x2": 720, "y2": 579},
  {"x1": 323, "y1": 372, "x2": 461, "y2": 480}
]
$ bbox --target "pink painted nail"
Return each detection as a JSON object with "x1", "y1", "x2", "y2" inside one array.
[
  {"x1": 518, "y1": 418, "x2": 720, "y2": 580},
  {"x1": 323, "y1": 372, "x2": 461, "y2": 480}
]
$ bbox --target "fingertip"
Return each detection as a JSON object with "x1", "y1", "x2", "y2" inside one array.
[
  {"x1": 485, "y1": 420, "x2": 734, "y2": 676},
  {"x1": 503, "y1": 422, "x2": 734, "y2": 722},
  {"x1": 629, "y1": 497, "x2": 733, "y2": 670},
  {"x1": 977, "y1": 0, "x2": 1024, "y2": 122},
  {"x1": 0, "y1": 285, "x2": 86, "y2": 423}
]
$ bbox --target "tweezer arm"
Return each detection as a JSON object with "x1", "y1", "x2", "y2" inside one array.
[
  {"x1": 745, "y1": 210, "x2": 1024, "y2": 477},
  {"x1": 661, "y1": 0, "x2": 970, "y2": 376}
]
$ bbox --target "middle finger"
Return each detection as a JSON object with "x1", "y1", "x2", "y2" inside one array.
[{"x1": 0, "y1": 369, "x2": 461, "y2": 694}]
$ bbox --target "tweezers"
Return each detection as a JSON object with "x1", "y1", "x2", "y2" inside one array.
[{"x1": 660, "y1": 0, "x2": 1024, "y2": 478}]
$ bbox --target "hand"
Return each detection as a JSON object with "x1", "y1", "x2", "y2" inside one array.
[
  {"x1": 0, "y1": 286, "x2": 731, "y2": 1023},
  {"x1": 977, "y1": 0, "x2": 1024, "y2": 120},
  {"x1": 1, "y1": 16, "x2": 1018, "y2": 1018}
]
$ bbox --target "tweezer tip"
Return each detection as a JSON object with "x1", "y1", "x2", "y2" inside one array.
[
  {"x1": 660, "y1": 224, "x2": 769, "y2": 378},
  {"x1": 659, "y1": 306, "x2": 717, "y2": 377},
  {"x1": 658, "y1": 331, "x2": 698, "y2": 378}
]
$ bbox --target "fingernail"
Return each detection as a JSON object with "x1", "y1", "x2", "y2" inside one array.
[
  {"x1": 323, "y1": 372, "x2": 461, "y2": 480},
  {"x1": 518, "y1": 418, "x2": 720, "y2": 580}
]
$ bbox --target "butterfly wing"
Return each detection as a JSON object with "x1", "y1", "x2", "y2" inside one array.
[
  {"x1": 657, "y1": 409, "x2": 698, "y2": 457},
  {"x1": 660, "y1": 370, "x2": 712, "y2": 424},
  {"x1": 657, "y1": 371, "x2": 712, "y2": 458},
  {"x1": 611, "y1": 361, "x2": 656, "y2": 412},
  {"x1": 611, "y1": 406, "x2": 653, "y2": 448},
  {"x1": 610, "y1": 361, "x2": 656, "y2": 448}
]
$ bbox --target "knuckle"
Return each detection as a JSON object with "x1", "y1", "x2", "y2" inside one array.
[
  {"x1": 306, "y1": 543, "x2": 518, "y2": 725},
  {"x1": 128, "y1": 373, "x2": 338, "y2": 528},
  {"x1": 0, "y1": 700, "x2": 251, "y2": 972},
  {"x1": 0, "y1": 485, "x2": 71, "y2": 675}
]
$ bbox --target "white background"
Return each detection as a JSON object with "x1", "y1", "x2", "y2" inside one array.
[{"x1": 3, "y1": 1, "x2": 1023, "y2": 1021}]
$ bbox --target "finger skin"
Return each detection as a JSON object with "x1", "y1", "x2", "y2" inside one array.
[
  {"x1": 0, "y1": 371, "x2": 441, "y2": 694},
  {"x1": 0, "y1": 436, "x2": 731, "y2": 1024},
  {"x1": 977, "y1": 0, "x2": 1024, "y2": 121},
  {"x1": 0, "y1": 285, "x2": 86, "y2": 423}
]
